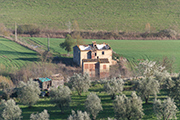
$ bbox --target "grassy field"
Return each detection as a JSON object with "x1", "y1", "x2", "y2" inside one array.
[
  {"x1": 0, "y1": 37, "x2": 38, "y2": 69},
  {"x1": 1, "y1": 0, "x2": 180, "y2": 32},
  {"x1": 25, "y1": 37, "x2": 180, "y2": 72},
  {"x1": 17, "y1": 83, "x2": 180, "y2": 120}
]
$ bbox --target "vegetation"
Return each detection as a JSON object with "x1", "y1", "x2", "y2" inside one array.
[
  {"x1": 30, "y1": 109, "x2": 49, "y2": 120},
  {"x1": 113, "y1": 92, "x2": 144, "y2": 120},
  {"x1": 69, "y1": 73, "x2": 91, "y2": 96},
  {"x1": 0, "y1": 99, "x2": 22, "y2": 120},
  {"x1": 153, "y1": 97, "x2": 178, "y2": 120},
  {"x1": 104, "y1": 77, "x2": 124, "y2": 99},
  {"x1": 85, "y1": 93, "x2": 103, "y2": 120},
  {"x1": 67, "y1": 110, "x2": 91, "y2": 120},
  {"x1": 49, "y1": 85, "x2": 71, "y2": 113},
  {"x1": 1, "y1": 0, "x2": 180, "y2": 32},
  {"x1": 17, "y1": 79, "x2": 41, "y2": 107},
  {"x1": 60, "y1": 34, "x2": 74, "y2": 54}
]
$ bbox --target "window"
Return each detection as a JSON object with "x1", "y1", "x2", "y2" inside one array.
[
  {"x1": 102, "y1": 51, "x2": 104, "y2": 55},
  {"x1": 95, "y1": 53, "x2": 97, "y2": 56}
]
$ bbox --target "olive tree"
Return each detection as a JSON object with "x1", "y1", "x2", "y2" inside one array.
[
  {"x1": 67, "y1": 110, "x2": 91, "y2": 120},
  {"x1": 113, "y1": 92, "x2": 144, "y2": 120},
  {"x1": 153, "y1": 97, "x2": 178, "y2": 120},
  {"x1": 85, "y1": 93, "x2": 103, "y2": 120},
  {"x1": 0, "y1": 99, "x2": 22, "y2": 120},
  {"x1": 104, "y1": 77, "x2": 124, "y2": 99},
  {"x1": 135, "y1": 77, "x2": 160, "y2": 104},
  {"x1": 30, "y1": 109, "x2": 49, "y2": 120},
  {"x1": 18, "y1": 79, "x2": 41, "y2": 107},
  {"x1": 69, "y1": 73, "x2": 91, "y2": 96},
  {"x1": 49, "y1": 85, "x2": 71, "y2": 113}
]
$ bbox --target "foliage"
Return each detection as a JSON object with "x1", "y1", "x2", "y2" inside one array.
[
  {"x1": 67, "y1": 110, "x2": 91, "y2": 120},
  {"x1": 17, "y1": 24, "x2": 40, "y2": 36},
  {"x1": 135, "y1": 77, "x2": 160, "y2": 104},
  {"x1": 104, "y1": 77, "x2": 124, "y2": 99},
  {"x1": 153, "y1": 97, "x2": 178, "y2": 120},
  {"x1": 107, "y1": 118, "x2": 117, "y2": 120},
  {"x1": 69, "y1": 73, "x2": 91, "y2": 96},
  {"x1": 49, "y1": 85, "x2": 71, "y2": 113},
  {"x1": 136, "y1": 59, "x2": 165, "y2": 77},
  {"x1": 168, "y1": 74, "x2": 180, "y2": 100},
  {"x1": 17, "y1": 79, "x2": 41, "y2": 107},
  {"x1": 85, "y1": 93, "x2": 103, "y2": 119},
  {"x1": 30, "y1": 109, "x2": 49, "y2": 120},
  {"x1": 60, "y1": 34, "x2": 74, "y2": 53},
  {"x1": 0, "y1": 99, "x2": 22, "y2": 120},
  {"x1": 0, "y1": 23, "x2": 10, "y2": 36},
  {"x1": 113, "y1": 92, "x2": 144, "y2": 120}
]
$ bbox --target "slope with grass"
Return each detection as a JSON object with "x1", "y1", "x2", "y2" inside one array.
[
  {"x1": 26, "y1": 37, "x2": 180, "y2": 72},
  {"x1": 0, "y1": 37, "x2": 38, "y2": 69},
  {"x1": 1, "y1": 0, "x2": 180, "y2": 32}
]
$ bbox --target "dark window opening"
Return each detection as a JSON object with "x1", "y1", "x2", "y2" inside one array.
[
  {"x1": 95, "y1": 53, "x2": 97, "y2": 56},
  {"x1": 102, "y1": 51, "x2": 104, "y2": 55}
]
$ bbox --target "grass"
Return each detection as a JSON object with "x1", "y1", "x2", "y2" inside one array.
[
  {"x1": 17, "y1": 83, "x2": 179, "y2": 120},
  {"x1": 1, "y1": 0, "x2": 180, "y2": 32},
  {"x1": 0, "y1": 37, "x2": 38, "y2": 69},
  {"x1": 25, "y1": 37, "x2": 180, "y2": 72}
]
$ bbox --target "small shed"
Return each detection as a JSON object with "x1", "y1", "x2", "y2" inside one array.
[
  {"x1": 49, "y1": 73, "x2": 64, "y2": 88},
  {"x1": 34, "y1": 77, "x2": 51, "y2": 90}
]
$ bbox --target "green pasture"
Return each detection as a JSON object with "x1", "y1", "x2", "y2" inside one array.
[
  {"x1": 1, "y1": 0, "x2": 180, "y2": 32},
  {"x1": 26, "y1": 37, "x2": 180, "y2": 72},
  {"x1": 17, "y1": 83, "x2": 180, "y2": 120},
  {"x1": 0, "y1": 37, "x2": 38, "y2": 69}
]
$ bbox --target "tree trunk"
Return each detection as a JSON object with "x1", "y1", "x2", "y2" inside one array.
[
  {"x1": 145, "y1": 97, "x2": 149, "y2": 104},
  {"x1": 111, "y1": 93, "x2": 116, "y2": 100}
]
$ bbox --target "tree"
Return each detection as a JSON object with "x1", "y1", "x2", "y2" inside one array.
[
  {"x1": 107, "y1": 118, "x2": 116, "y2": 120},
  {"x1": 30, "y1": 109, "x2": 49, "y2": 120},
  {"x1": 49, "y1": 85, "x2": 71, "y2": 113},
  {"x1": 136, "y1": 59, "x2": 165, "y2": 77},
  {"x1": 113, "y1": 92, "x2": 144, "y2": 120},
  {"x1": 104, "y1": 77, "x2": 124, "y2": 99},
  {"x1": 0, "y1": 99, "x2": 22, "y2": 120},
  {"x1": 85, "y1": 93, "x2": 103, "y2": 120},
  {"x1": 153, "y1": 97, "x2": 178, "y2": 120},
  {"x1": 67, "y1": 110, "x2": 91, "y2": 120},
  {"x1": 17, "y1": 79, "x2": 41, "y2": 107},
  {"x1": 60, "y1": 34, "x2": 74, "y2": 54},
  {"x1": 69, "y1": 73, "x2": 91, "y2": 96},
  {"x1": 135, "y1": 77, "x2": 160, "y2": 104}
]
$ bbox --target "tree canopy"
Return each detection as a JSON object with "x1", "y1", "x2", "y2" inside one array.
[{"x1": 60, "y1": 34, "x2": 74, "y2": 54}]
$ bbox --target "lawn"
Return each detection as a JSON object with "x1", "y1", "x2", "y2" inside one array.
[
  {"x1": 1, "y1": 0, "x2": 180, "y2": 32},
  {"x1": 0, "y1": 37, "x2": 38, "y2": 69},
  {"x1": 25, "y1": 37, "x2": 180, "y2": 72},
  {"x1": 18, "y1": 82, "x2": 180, "y2": 120}
]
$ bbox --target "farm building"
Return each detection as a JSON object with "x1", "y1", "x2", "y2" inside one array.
[
  {"x1": 34, "y1": 74, "x2": 64, "y2": 90},
  {"x1": 73, "y1": 41, "x2": 115, "y2": 78}
]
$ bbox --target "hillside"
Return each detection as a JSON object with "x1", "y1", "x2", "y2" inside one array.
[{"x1": 1, "y1": 0, "x2": 180, "y2": 32}]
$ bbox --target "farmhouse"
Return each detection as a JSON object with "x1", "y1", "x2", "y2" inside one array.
[
  {"x1": 34, "y1": 74, "x2": 64, "y2": 90},
  {"x1": 73, "y1": 41, "x2": 114, "y2": 78}
]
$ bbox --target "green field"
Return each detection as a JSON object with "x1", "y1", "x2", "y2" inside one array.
[
  {"x1": 1, "y1": 0, "x2": 180, "y2": 32},
  {"x1": 26, "y1": 37, "x2": 180, "y2": 72},
  {"x1": 17, "y1": 83, "x2": 180, "y2": 120},
  {"x1": 0, "y1": 37, "x2": 38, "y2": 69}
]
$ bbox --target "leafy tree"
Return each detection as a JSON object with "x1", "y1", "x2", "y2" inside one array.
[
  {"x1": 104, "y1": 77, "x2": 124, "y2": 99},
  {"x1": 153, "y1": 97, "x2": 178, "y2": 120},
  {"x1": 69, "y1": 73, "x2": 91, "y2": 96},
  {"x1": 60, "y1": 34, "x2": 74, "y2": 54},
  {"x1": 49, "y1": 85, "x2": 71, "y2": 113},
  {"x1": 67, "y1": 110, "x2": 91, "y2": 120},
  {"x1": 85, "y1": 93, "x2": 103, "y2": 120},
  {"x1": 17, "y1": 79, "x2": 41, "y2": 107},
  {"x1": 113, "y1": 92, "x2": 144, "y2": 120},
  {"x1": 30, "y1": 109, "x2": 49, "y2": 120},
  {"x1": 137, "y1": 60, "x2": 165, "y2": 77},
  {"x1": 0, "y1": 99, "x2": 22, "y2": 120},
  {"x1": 168, "y1": 74, "x2": 180, "y2": 100},
  {"x1": 135, "y1": 77, "x2": 160, "y2": 104}
]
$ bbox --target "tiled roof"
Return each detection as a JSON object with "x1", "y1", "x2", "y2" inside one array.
[
  {"x1": 82, "y1": 58, "x2": 109, "y2": 63},
  {"x1": 82, "y1": 59, "x2": 98, "y2": 62},
  {"x1": 99, "y1": 58, "x2": 109, "y2": 63}
]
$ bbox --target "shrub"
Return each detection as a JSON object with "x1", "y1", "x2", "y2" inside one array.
[{"x1": 17, "y1": 24, "x2": 40, "y2": 36}]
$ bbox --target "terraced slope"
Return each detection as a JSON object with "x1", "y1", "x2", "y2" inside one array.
[
  {"x1": 1, "y1": 0, "x2": 180, "y2": 32},
  {"x1": 0, "y1": 37, "x2": 38, "y2": 68}
]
